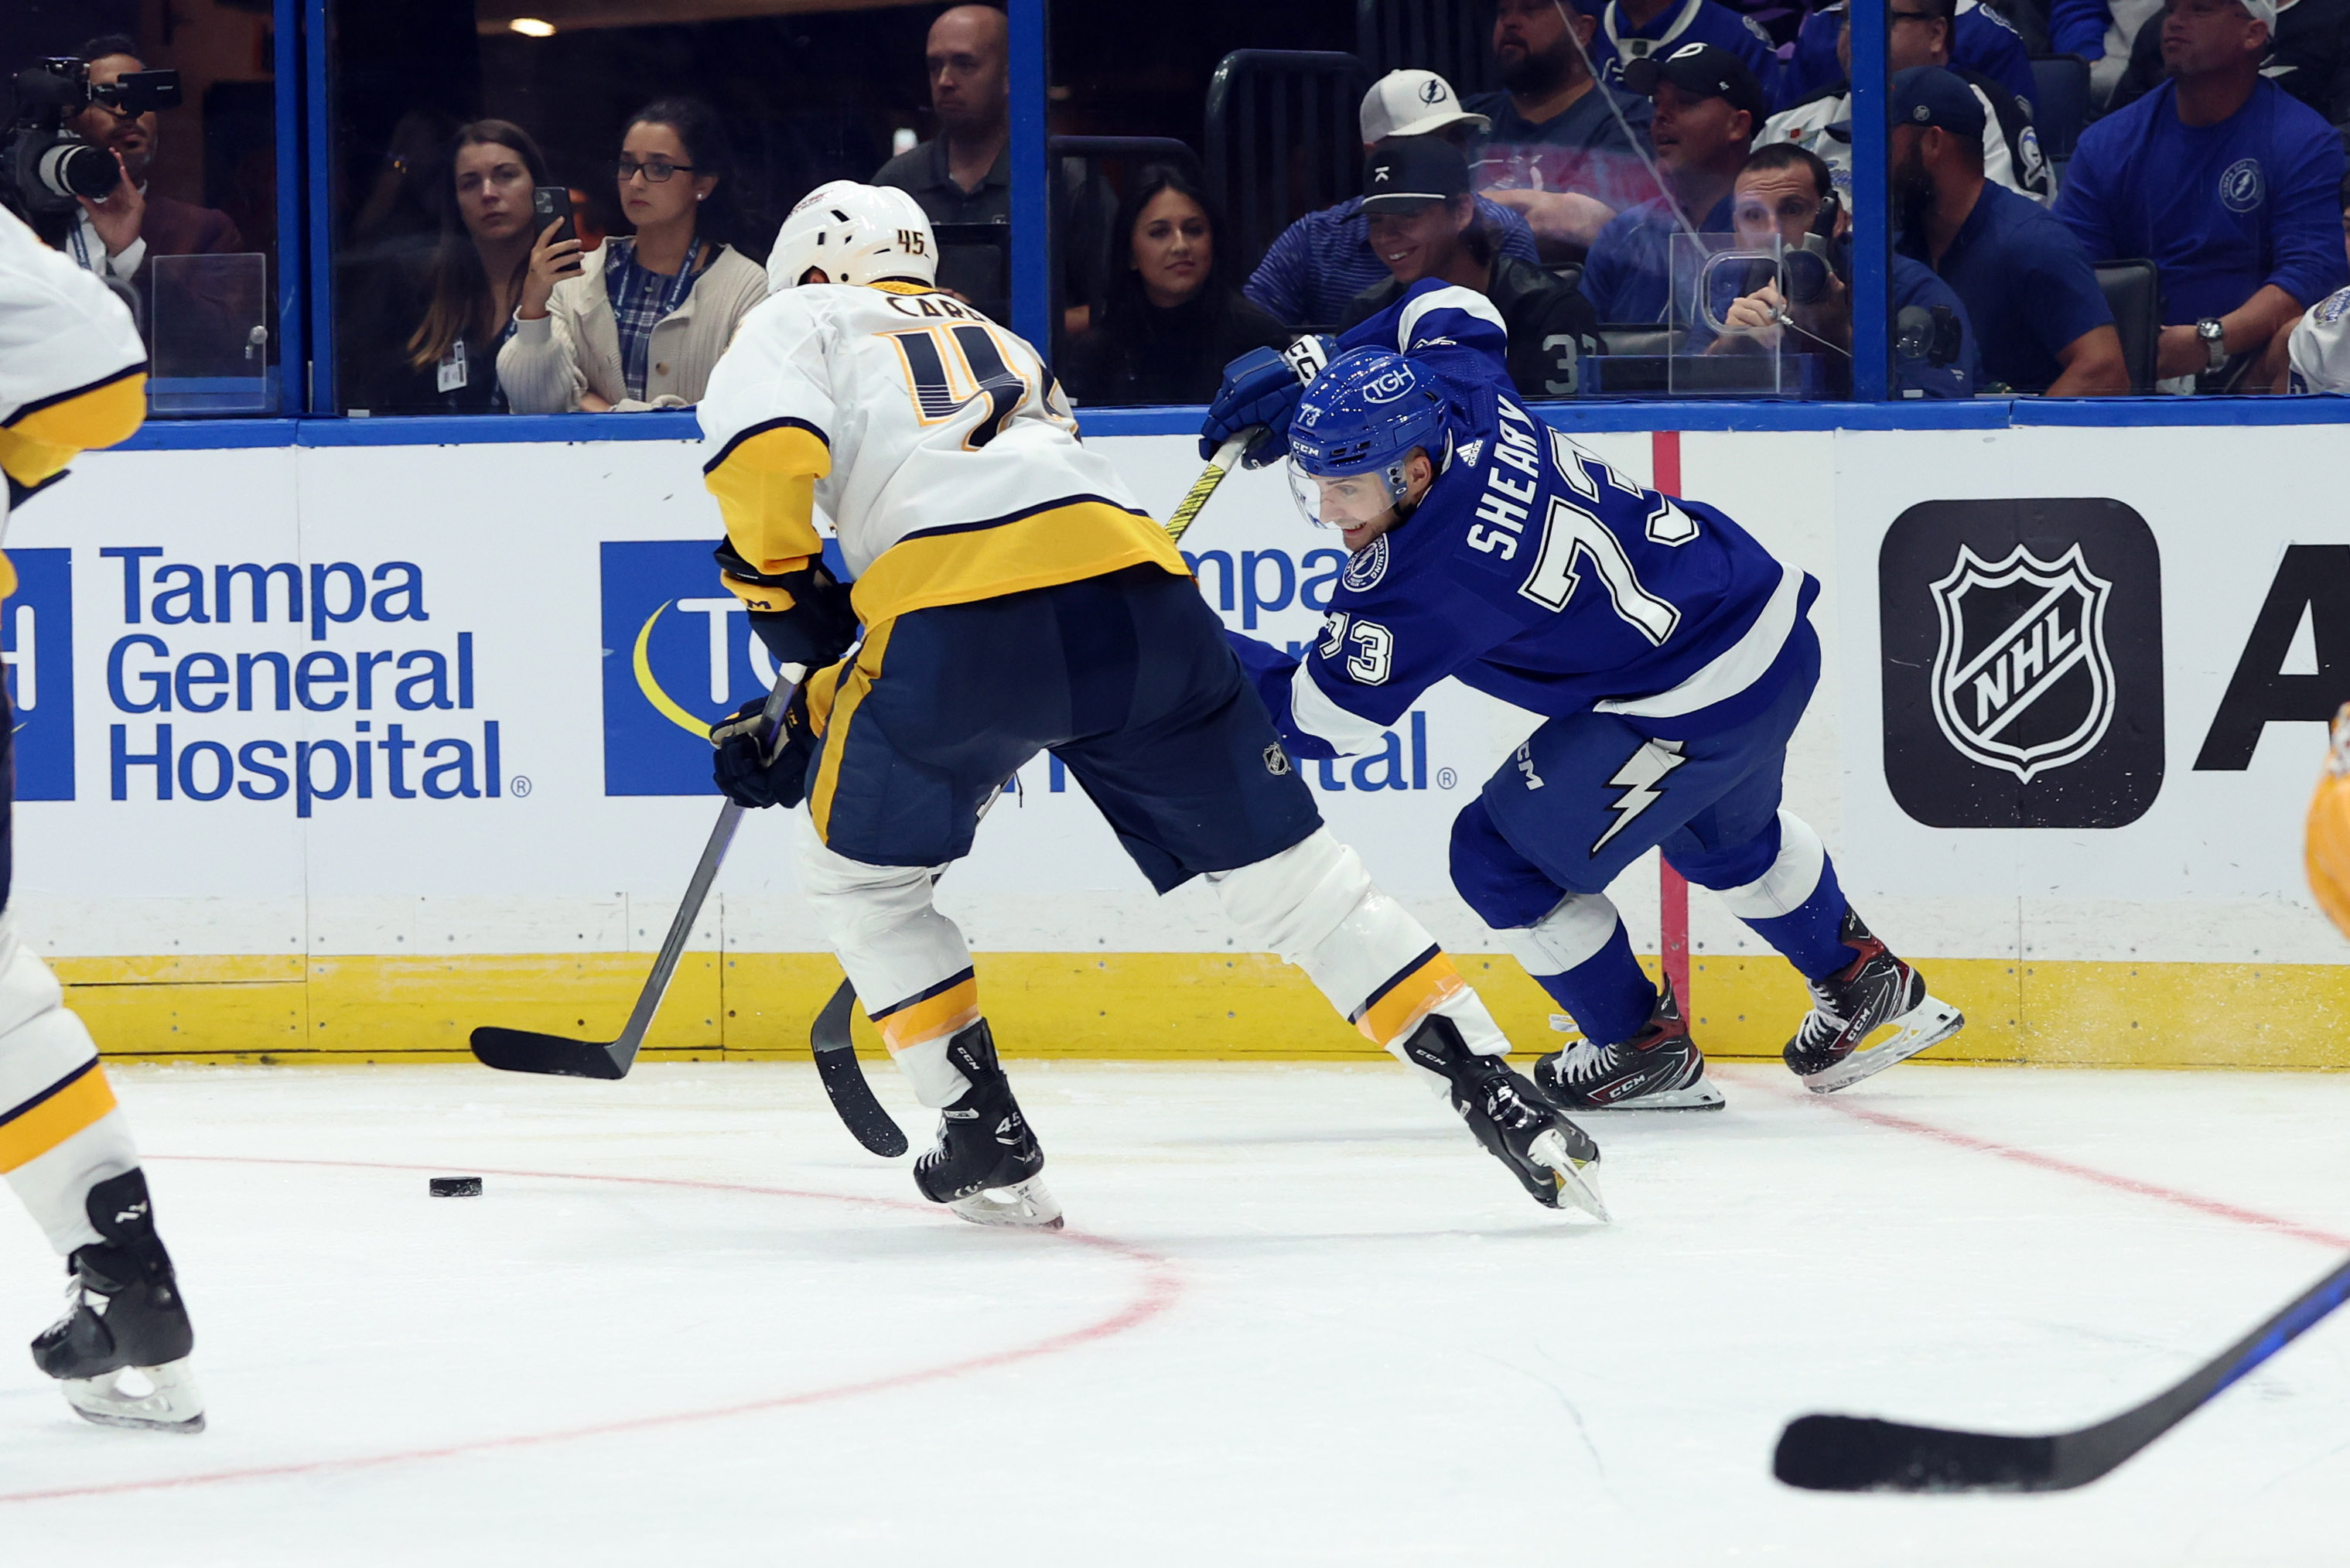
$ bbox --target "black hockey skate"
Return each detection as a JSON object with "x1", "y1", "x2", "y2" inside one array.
[
  {"x1": 913, "y1": 1020, "x2": 1063, "y2": 1230},
  {"x1": 29, "y1": 1169, "x2": 203, "y2": 1433},
  {"x1": 1399, "y1": 1014, "x2": 1607, "y2": 1221},
  {"x1": 1784, "y1": 909, "x2": 1964, "y2": 1095},
  {"x1": 1532, "y1": 978, "x2": 1723, "y2": 1112}
]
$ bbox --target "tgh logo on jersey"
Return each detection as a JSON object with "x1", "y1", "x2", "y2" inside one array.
[
  {"x1": 1926, "y1": 543, "x2": 2113, "y2": 783},
  {"x1": 1880, "y1": 499, "x2": 2162, "y2": 828}
]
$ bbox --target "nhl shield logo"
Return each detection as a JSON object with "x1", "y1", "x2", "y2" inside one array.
[{"x1": 1928, "y1": 543, "x2": 2115, "y2": 783}]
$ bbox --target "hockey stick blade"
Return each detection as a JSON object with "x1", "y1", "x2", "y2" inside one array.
[
  {"x1": 1163, "y1": 429, "x2": 1255, "y2": 546},
  {"x1": 1774, "y1": 1252, "x2": 2350, "y2": 1492},
  {"x1": 470, "y1": 674, "x2": 797, "y2": 1080},
  {"x1": 811, "y1": 976, "x2": 910, "y2": 1157}
]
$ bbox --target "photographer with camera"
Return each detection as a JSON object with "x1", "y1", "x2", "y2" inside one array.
[
  {"x1": 1693, "y1": 142, "x2": 1980, "y2": 398},
  {"x1": 1894, "y1": 67, "x2": 2128, "y2": 395},
  {"x1": 50, "y1": 36, "x2": 241, "y2": 285}
]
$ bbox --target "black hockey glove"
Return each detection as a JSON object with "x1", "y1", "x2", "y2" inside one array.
[
  {"x1": 710, "y1": 684, "x2": 819, "y2": 810},
  {"x1": 713, "y1": 541, "x2": 860, "y2": 672}
]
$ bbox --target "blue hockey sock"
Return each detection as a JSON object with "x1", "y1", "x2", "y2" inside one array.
[
  {"x1": 1739, "y1": 859, "x2": 1854, "y2": 981},
  {"x1": 1530, "y1": 921, "x2": 1656, "y2": 1046}
]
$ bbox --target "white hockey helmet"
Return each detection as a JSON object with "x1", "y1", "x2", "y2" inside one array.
[{"x1": 767, "y1": 179, "x2": 938, "y2": 293}]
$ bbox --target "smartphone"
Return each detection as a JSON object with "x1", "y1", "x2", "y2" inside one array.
[{"x1": 532, "y1": 186, "x2": 579, "y2": 270}]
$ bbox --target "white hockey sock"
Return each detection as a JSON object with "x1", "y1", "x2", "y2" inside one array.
[
  {"x1": 0, "y1": 927, "x2": 138, "y2": 1255},
  {"x1": 1713, "y1": 811, "x2": 1827, "y2": 919},
  {"x1": 1207, "y1": 828, "x2": 1511, "y2": 1091},
  {"x1": 1498, "y1": 891, "x2": 1624, "y2": 978},
  {"x1": 794, "y1": 820, "x2": 981, "y2": 1108}
]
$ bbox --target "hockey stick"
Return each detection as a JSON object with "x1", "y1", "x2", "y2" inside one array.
[
  {"x1": 470, "y1": 672, "x2": 798, "y2": 1081},
  {"x1": 809, "y1": 977, "x2": 910, "y2": 1157},
  {"x1": 1163, "y1": 429, "x2": 1255, "y2": 546},
  {"x1": 1774, "y1": 1251, "x2": 2350, "y2": 1492}
]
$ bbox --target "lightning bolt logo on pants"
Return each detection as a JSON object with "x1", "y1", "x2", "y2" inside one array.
[{"x1": 1591, "y1": 738, "x2": 1686, "y2": 853}]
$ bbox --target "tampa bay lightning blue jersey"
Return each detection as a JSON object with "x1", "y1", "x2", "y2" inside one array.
[{"x1": 1241, "y1": 280, "x2": 1815, "y2": 760}]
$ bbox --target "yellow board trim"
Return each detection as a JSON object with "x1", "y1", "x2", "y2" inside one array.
[
  {"x1": 849, "y1": 500, "x2": 1189, "y2": 627},
  {"x1": 0, "y1": 1064, "x2": 118, "y2": 1172},
  {"x1": 48, "y1": 951, "x2": 2350, "y2": 1071}
]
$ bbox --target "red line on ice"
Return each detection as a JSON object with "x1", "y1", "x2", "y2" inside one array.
[
  {"x1": 0, "y1": 1155, "x2": 1183, "y2": 1506},
  {"x1": 1788, "y1": 1085, "x2": 2350, "y2": 1251}
]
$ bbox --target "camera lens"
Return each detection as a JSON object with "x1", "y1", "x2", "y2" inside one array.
[
  {"x1": 38, "y1": 140, "x2": 117, "y2": 200},
  {"x1": 1779, "y1": 250, "x2": 1832, "y2": 307}
]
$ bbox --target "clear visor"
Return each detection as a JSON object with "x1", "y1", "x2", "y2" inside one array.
[{"x1": 1286, "y1": 458, "x2": 1405, "y2": 529}]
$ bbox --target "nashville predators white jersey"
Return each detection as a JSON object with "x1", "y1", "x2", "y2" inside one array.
[
  {"x1": 696, "y1": 281, "x2": 1184, "y2": 629},
  {"x1": 1, "y1": 205, "x2": 149, "y2": 593}
]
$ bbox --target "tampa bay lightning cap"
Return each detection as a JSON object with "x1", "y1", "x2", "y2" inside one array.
[{"x1": 1890, "y1": 65, "x2": 1986, "y2": 142}]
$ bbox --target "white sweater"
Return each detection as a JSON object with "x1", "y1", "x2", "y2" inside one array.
[{"x1": 496, "y1": 238, "x2": 767, "y2": 413}]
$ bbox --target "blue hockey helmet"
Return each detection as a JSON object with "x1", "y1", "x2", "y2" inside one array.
[{"x1": 1286, "y1": 348, "x2": 1449, "y2": 528}]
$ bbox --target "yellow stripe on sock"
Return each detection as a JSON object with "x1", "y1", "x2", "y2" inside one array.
[
  {"x1": 873, "y1": 976, "x2": 981, "y2": 1056},
  {"x1": 0, "y1": 1062, "x2": 118, "y2": 1173},
  {"x1": 1354, "y1": 953, "x2": 1469, "y2": 1048}
]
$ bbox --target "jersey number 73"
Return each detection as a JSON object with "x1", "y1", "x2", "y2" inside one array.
[{"x1": 1517, "y1": 430, "x2": 1697, "y2": 646}]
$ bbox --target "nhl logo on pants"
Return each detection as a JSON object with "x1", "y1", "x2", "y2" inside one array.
[{"x1": 1880, "y1": 499, "x2": 2163, "y2": 829}]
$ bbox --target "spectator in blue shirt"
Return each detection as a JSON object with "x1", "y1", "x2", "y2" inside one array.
[
  {"x1": 1580, "y1": 43, "x2": 1761, "y2": 323},
  {"x1": 1467, "y1": 0, "x2": 1660, "y2": 257},
  {"x1": 1242, "y1": 70, "x2": 1542, "y2": 330},
  {"x1": 1788, "y1": 0, "x2": 2037, "y2": 109},
  {"x1": 1893, "y1": 68, "x2": 2130, "y2": 392},
  {"x1": 2055, "y1": 0, "x2": 2349, "y2": 391},
  {"x1": 1589, "y1": 0, "x2": 1785, "y2": 107},
  {"x1": 1695, "y1": 142, "x2": 1984, "y2": 397},
  {"x1": 2091, "y1": 0, "x2": 2350, "y2": 125}
]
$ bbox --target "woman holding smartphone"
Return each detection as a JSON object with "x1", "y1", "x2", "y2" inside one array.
[
  {"x1": 343, "y1": 119, "x2": 551, "y2": 415},
  {"x1": 498, "y1": 96, "x2": 766, "y2": 413}
]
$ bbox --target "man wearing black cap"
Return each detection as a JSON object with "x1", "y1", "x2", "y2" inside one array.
[
  {"x1": 1580, "y1": 43, "x2": 1762, "y2": 323},
  {"x1": 1893, "y1": 66, "x2": 2130, "y2": 394},
  {"x1": 1339, "y1": 135, "x2": 1603, "y2": 396}
]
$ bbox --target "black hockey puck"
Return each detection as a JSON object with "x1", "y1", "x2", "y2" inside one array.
[{"x1": 429, "y1": 1177, "x2": 483, "y2": 1197}]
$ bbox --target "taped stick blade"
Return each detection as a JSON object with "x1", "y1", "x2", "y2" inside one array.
[
  {"x1": 1774, "y1": 1414, "x2": 2060, "y2": 1492},
  {"x1": 470, "y1": 1027, "x2": 634, "y2": 1081},
  {"x1": 811, "y1": 979, "x2": 910, "y2": 1157}
]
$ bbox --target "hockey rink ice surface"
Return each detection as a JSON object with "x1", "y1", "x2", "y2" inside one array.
[{"x1": 2, "y1": 1061, "x2": 2347, "y2": 1566}]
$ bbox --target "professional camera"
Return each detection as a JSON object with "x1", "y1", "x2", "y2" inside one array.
[{"x1": 3, "y1": 56, "x2": 182, "y2": 215}]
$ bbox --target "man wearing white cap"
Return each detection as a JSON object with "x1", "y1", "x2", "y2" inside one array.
[
  {"x1": 1467, "y1": 0, "x2": 1659, "y2": 255},
  {"x1": 1242, "y1": 69, "x2": 1542, "y2": 329},
  {"x1": 2055, "y1": 0, "x2": 2346, "y2": 391}
]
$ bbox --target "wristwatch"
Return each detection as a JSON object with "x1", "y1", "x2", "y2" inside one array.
[{"x1": 2197, "y1": 316, "x2": 2228, "y2": 372}]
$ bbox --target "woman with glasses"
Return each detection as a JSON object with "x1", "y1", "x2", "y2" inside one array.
[{"x1": 498, "y1": 96, "x2": 765, "y2": 413}]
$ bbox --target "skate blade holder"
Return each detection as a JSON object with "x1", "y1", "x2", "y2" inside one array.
[
  {"x1": 63, "y1": 1357, "x2": 207, "y2": 1433},
  {"x1": 1805, "y1": 995, "x2": 1966, "y2": 1095},
  {"x1": 947, "y1": 1177, "x2": 1064, "y2": 1231},
  {"x1": 1531, "y1": 1130, "x2": 1610, "y2": 1224}
]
